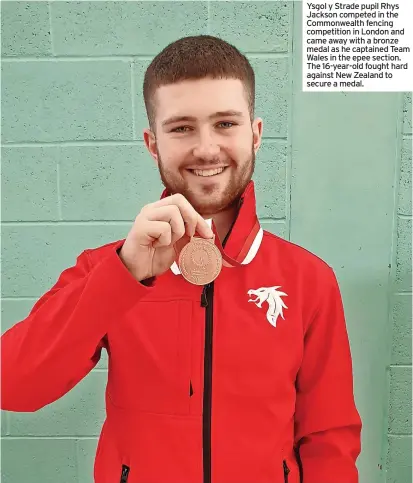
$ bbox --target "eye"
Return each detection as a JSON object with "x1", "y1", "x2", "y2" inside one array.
[
  {"x1": 171, "y1": 126, "x2": 190, "y2": 133},
  {"x1": 218, "y1": 122, "x2": 236, "y2": 128}
]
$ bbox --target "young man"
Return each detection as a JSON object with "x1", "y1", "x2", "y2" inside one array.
[{"x1": 1, "y1": 35, "x2": 362, "y2": 483}]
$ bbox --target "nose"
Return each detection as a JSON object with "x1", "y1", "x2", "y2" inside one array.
[{"x1": 192, "y1": 129, "x2": 220, "y2": 161}]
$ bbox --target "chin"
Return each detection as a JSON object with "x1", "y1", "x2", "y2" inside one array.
[{"x1": 192, "y1": 194, "x2": 235, "y2": 217}]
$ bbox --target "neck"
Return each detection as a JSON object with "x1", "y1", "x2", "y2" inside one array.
[{"x1": 205, "y1": 203, "x2": 239, "y2": 243}]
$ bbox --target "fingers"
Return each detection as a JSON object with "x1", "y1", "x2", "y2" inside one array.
[
  {"x1": 143, "y1": 220, "x2": 173, "y2": 248},
  {"x1": 146, "y1": 205, "x2": 186, "y2": 245},
  {"x1": 145, "y1": 194, "x2": 214, "y2": 239}
]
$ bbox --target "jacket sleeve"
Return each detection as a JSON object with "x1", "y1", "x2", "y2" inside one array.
[
  {"x1": 1, "y1": 242, "x2": 152, "y2": 412},
  {"x1": 294, "y1": 267, "x2": 362, "y2": 483}
]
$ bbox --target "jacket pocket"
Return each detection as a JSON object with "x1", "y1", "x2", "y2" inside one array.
[
  {"x1": 109, "y1": 299, "x2": 192, "y2": 415},
  {"x1": 283, "y1": 460, "x2": 290, "y2": 483},
  {"x1": 120, "y1": 464, "x2": 130, "y2": 483}
]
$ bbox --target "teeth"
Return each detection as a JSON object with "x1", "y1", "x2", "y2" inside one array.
[{"x1": 192, "y1": 167, "x2": 225, "y2": 177}]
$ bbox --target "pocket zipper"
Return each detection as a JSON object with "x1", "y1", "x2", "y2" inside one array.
[
  {"x1": 283, "y1": 460, "x2": 290, "y2": 483},
  {"x1": 120, "y1": 464, "x2": 130, "y2": 483}
]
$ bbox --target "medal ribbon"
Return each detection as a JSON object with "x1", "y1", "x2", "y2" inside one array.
[
  {"x1": 211, "y1": 217, "x2": 261, "y2": 268},
  {"x1": 174, "y1": 217, "x2": 261, "y2": 270}
]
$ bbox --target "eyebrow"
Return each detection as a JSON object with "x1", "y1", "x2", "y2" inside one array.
[{"x1": 161, "y1": 110, "x2": 245, "y2": 128}]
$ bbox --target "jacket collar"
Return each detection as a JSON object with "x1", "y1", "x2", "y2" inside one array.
[{"x1": 160, "y1": 180, "x2": 263, "y2": 275}]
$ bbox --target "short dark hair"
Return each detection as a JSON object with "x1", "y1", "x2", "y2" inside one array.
[{"x1": 143, "y1": 35, "x2": 255, "y2": 134}]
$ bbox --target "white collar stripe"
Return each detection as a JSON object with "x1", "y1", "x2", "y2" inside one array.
[{"x1": 241, "y1": 227, "x2": 263, "y2": 265}]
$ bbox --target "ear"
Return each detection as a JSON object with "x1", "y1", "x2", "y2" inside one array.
[
  {"x1": 143, "y1": 128, "x2": 159, "y2": 165},
  {"x1": 252, "y1": 118, "x2": 263, "y2": 155}
]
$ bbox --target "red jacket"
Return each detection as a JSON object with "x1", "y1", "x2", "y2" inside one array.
[{"x1": 1, "y1": 181, "x2": 362, "y2": 483}]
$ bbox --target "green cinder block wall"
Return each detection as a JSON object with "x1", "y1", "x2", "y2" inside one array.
[{"x1": 1, "y1": 2, "x2": 411, "y2": 482}]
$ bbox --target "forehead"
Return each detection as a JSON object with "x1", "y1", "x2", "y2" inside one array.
[{"x1": 154, "y1": 78, "x2": 249, "y2": 120}]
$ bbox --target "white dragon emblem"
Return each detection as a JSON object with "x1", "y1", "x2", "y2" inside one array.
[{"x1": 247, "y1": 286, "x2": 288, "y2": 327}]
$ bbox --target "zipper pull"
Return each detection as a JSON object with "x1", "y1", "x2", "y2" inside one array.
[
  {"x1": 283, "y1": 460, "x2": 290, "y2": 483},
  {"x1": 120, "y1": 464, "x2": 130, "y2": 483},
  {"x1": 189, "y1": 380, "x2": 194, "y2": 397},
  {"x1": 201, "y1": 284, "x2": 209, "y2": 307}
]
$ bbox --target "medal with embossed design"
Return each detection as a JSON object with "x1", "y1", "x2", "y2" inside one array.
[{"x1": 178, "y1": 236, "x2": 222, "y2": 285}]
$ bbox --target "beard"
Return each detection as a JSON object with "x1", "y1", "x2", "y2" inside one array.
[{"x1": 156, "y1": 142, "x2": 255, "y2": 216}]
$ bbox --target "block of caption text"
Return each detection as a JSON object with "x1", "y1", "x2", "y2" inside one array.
[{"x1": 303, "y1": 1, "x2": 413, "y2": 91}]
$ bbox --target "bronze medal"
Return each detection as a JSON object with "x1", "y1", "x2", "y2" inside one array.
[{"x1": 178, "y1": 236, "x2": 222, "y2": 285}]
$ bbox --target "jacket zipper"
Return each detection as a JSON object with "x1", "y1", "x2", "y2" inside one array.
[
  {"x1": 283, "y1": 460, "x2": 290, "y2": 483},
  {"x1": 201, "y1": 282, "x2": 214, "y2": 483},
  {"x1": 199, "y1": 206, "x2": 237, "y2": 483},
  {"x1": 120, "y1": 464, "x2": 130, "y2": 483}
]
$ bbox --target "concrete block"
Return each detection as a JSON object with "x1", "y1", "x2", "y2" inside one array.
[
  {"x1": 403, "y1": 93, "x2": 412, "y2": 134},
  {"x1": 398, "y1": 138, "x2": 412, "y2": 216},
  {"x1": 2, "y1": 61, "x2": 132, "y2": 142},
  {"x1": 254, "y1": 141, "x2": 287, "y2": 218},
  {"x1": 76, "y1": 438, "x2": 99, "y2": 483},
  {"x1": 386, "y1": 435, "x2": 412, "y2": 483},
  {"x1": 1, "y1": 1, "x2": 51, "y2": 57},
  {"x1": 51, "y1": 1, "x2": 207, "y2": 56},
  {"x1": 395, "y1": 217, "x2": 412, "y2": 292},
  {"x1": 1, "y1": 411, "x2": 9, "y2": 436},
  {"x1": 388, "y1": 366, "x2": 412, "y2": 434},
  {"x1": 1, "y1": 147, "x2": 58, "y2": 221},
  {"x1": 209, "y1": 1, "x2": 291, "y2": 52},
  {"x1": 391, "y1": 294, "x2": 412, "y2": 365},
  {"x1": 1, "y1": 438, "x2": 77, "y2": 483},
  {"x1": 248, "y1": 56, "x2": 290, "y2": 138}
]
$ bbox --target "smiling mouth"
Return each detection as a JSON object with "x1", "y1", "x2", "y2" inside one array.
[{"x1": 187, "y1": 167, "x2": 228, "y2": 177}]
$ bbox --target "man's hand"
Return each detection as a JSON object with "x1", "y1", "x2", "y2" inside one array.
[{"x1": 118, "y1": 194, "x2": 213, "y2": 282}]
